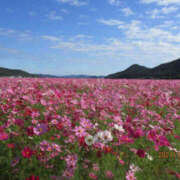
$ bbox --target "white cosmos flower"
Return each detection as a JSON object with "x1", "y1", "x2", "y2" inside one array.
[
  {"x1": 130, "y1": 164, "x2": 141, "y2": 172},
  {"x1": 168, "y1": 146, "x2": 178, "y2": 152},
  {"x1": 147, "y1": 154, "x2": 153, "y2": 161},
  {"x1": 102, "y1": 130, "x2": 113, "y2": 143},
  {"x1": 114, "y1": 124, "x2": 125, "y2": 132},
  {"x1": 149, "y1": 125, "x2": 155, "y2": 129},
  {"x1": 85, "y1": 135, "x2": 94, "y2": 146},
  {"x1": 94, "y1": 131, "x2": 104, "y2": 143}
]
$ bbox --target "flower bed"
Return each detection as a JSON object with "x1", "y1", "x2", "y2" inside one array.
[{"x1": 0, "y1": 78, "x2": 180, "y2": 179}]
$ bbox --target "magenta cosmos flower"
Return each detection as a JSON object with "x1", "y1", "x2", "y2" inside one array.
[
  {"x1": 0, "y1": 131, "x2": 9, "y2": 141},
  {"x1": 22, "y1": 147, "x2": 33, "y2": 158},
  {"x1": 136, "y1": 149, "x2": 146, "y2": 158},
  {"x1": 33, "y1": 123, "x2": 48, "y2": 135}
]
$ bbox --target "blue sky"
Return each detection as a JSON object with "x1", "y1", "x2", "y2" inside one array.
[{"x1": 0, "y1": 0, "x2": 180, "y2": 76}]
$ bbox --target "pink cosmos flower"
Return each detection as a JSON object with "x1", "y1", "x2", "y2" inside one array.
[
  {"x1": 33, "y1": 123, "x2": 48, "y2": 135},
  {"x1": 0, "y1": 126, "x2": 3, "y2": 132},
  {"x1": 39, "y1": 140, "x2": 50, "y2": 151},
  {"x1": 62, "y1": 169, "x2": 74, "y2": 178},
  {"x1": 105, "y1": 170, "x2": 114, "y2": 179},
  {"x1": 126, "y1": 171, "x2": 136, "y2": 180},
  {"x1": 130, "y1": 148, "x2": 137, "y2": 153},
  {"x1": 65, "y1": 154, "x2": 78, "y2": 168},
  {"x1": 11, "y1": 157, "x2": 20, "y2": 167},
  {"x1": 15, "y1": 119, "x2": 24, "y2": 127},
  {"x1": 119, "y1": 135, "x2": 134, "y2": 144},
  {"x1": 80, "y1": 118, "x2": 93, "y2": 129},
  {"x1": 51, "y1": 143, "x2": 61, "y2": 152},
  {"x1": 74, "y1": 126, "x2": 86, "y2": 137},
  {"x1": 0, "y1": 132, "x2": 9, "y2": 141},
  {"x1": 93, "y1": 163, "x2": 99, "y2": 171},
  {"x1": 154, "y1": 135, "x2": 170, "y2": 151},
  {"x1": 174, "y1": 135, "x2": 180, "y2": 141},
  {"x1": 89, "y1": 172, "x2": 98, "y2": 179},
  {"x1": 7, "y1": 143, "x2": 15, "y2": 149},
  {"x1": 147, "y1": 130, "x2": 157, "y2": 141},
  {"x1": 32, "y1": 119, "x2": 38, "y2": 125},
  {"x1": 175, "y1": 173, "x2": 180, "y2": 179},
  {"x1": 51, "y1": 119, "x2": 58, "y2": 125},
  {"x1": 119, "y1": 159, "x2": 125, "y2": 165},
  {"x1": 133, "y1": 129, "x2": 144, "y2": 138},
  {"x1": 83, "y1": 163, "x2": 89, "y2": 169}
]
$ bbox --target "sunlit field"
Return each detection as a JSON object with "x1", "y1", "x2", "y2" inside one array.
[{"x1": 0, "y1": 78, "x2": 180, "y2": 180}]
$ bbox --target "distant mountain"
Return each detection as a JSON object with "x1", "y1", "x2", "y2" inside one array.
[
  {"x1": 107, "y1": 64, "x2": 150, "y2": 79},
  {"x1": 35, "y1": 74, "x2": 104, "y2": 78},
  {"x1": 0, "y1": 67, "x2": 36, "y2": 77},
  {"x1": 36, "y1": 74, "x2": 60, "y2": 78},
  {"x1": 59, "y1": 75, "x2": 104, "y2": 78},
  {"x1": 0, "y1": 67, "x2": 104, "y2": 78},
  {"x1": 106, "y1": 58, "x2": 180, "y2": 79}
]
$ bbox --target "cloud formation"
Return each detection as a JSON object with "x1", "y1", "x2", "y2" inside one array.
[
  {"x1": 47, "y1": 11, "x2": 63, "y2": 20},
  {"x1": 56, "y1": 0, "x2": 88, "y2": 6},
  {"x1": 121, "y1": 8, "x2": 134, "y2": 16},
  {"x1": 147, "y1": 6, "x2": 178, "y2": 18},
  {"x1": 108, "y1": 0, "x2": 121, "y2": 6},
  {"x1": 141, "y1": 0, "x2": 180, "y2": 6},
  {"x1": 97, "y1": 19, "x2": 124, "y2": 26}
]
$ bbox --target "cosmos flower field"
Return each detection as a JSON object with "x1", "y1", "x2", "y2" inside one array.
[{"x1": 0, "y1": 78, "x2": 180, "y2": 180}]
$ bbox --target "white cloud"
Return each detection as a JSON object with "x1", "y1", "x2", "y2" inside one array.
[
  {"x1": 40, "y1": 17, "x2": 180, "y2": 67},
  {"x1": 95, "y1": 18, "x2": 180, "y2": 62},
  {"x1": 0, "y1": 45, "x2": 19, "y2": 54},
  {"x1": 115, "y1": 20, "x2": 180, "y2": 43},
  {"x1": 47, "y1": 11, "x2": 63, "y2": 20},
  {"x1": 18, "y1": 33, "x2": 33, "y2": 40},
  {"x1": 60, "y1": 9, "x2": 69, "y2": 14},
  {"x1": 146, "y1": 6, "x2": 178, "y2": 19},
  {"x1": 147, "y1": 9, "x2": 164, "y2": 19},
  {"x1": 161, "y1": 6, "x2": 178, "y2": 13},
  {"x1": 77, "y1": 22, "x2": 89, "y2": 25},
  {"x1": 121, "y1": 8, "x2": 134, "y2": 16},
  {"x1": 98, "y1": 18, "x2": 180, "y2": 44},
  {"x1": 157, "y1": 20, "x2": 174, "y2": 28},
  {"x1": 0, "y1": 28, "x2": 33, "y2": 41},
  {"x1": 141, "y1": 0, "x2": 180, "y2": 6},
  {"x1": 51, "y1": 38, "x2": 132, "y2": 53},
  {"x1": 0, "y1": 28, "x2": 16, "y2": 36},
  {"x1": 97, "y1": 19, "x2": 124, "y2": 26},
  {"x1": 108, "y1": 0, "x2": 121, "y2": 6},
  {"x1": 42, "y1": 35, "x2": 61, "y2": 41},
  {"x1": 56, "y1": 0, "x2": 87, "y2": 6},
  {"x1": 69, "y1": 34, "x2": 93, "y2": 41},
  {"x1": 42, "y1": 32, "x2": 180, "y2": 65}
]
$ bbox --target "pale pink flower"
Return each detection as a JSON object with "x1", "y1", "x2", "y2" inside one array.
[
  {"x1": 105, "y1": 170, "x2": 114, "y2": 179},
  {"x1": 74, "y1": 126, "x2": 86, "y2": 137},
  {"x1": 93, "y1": 163, "x2": 99, "y2": 171},
  {"x1": 126, "y1": 171, "x2": 136, "y2": 180}
]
